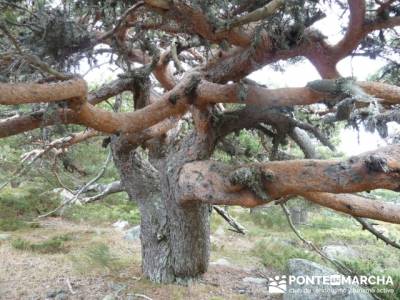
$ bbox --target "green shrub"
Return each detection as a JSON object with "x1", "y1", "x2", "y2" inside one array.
[
  {"x1": 64, "y1": 201, "x2": 140, "y2": 225},
  {"x1": 0, "y1": 219, "x2": 40, "y2": 231},
  {"x1": 12, "y1": 234, "x2": 71, "y2": 254},
  {"x1": 71, "y1": 242, "x2": 122, "y2": 273},
  {"x1": 252, "y1": 239, "x2": 319, "y2": 271},
  {"x1": 341, "y1": 259, "x2": 400, "y2": 300},
  {"x1": 243, "y1": 207, "x2": 287, "y2": 230},
  {"x1": 309, "y1": 213, "x2": 355, "y2": 230},
  {"x1": 11, "y1": 238, "x2": 31, "y2": 251},
  {"x1": 0, "y1": 185, "x2": 59, "y2": 220}
]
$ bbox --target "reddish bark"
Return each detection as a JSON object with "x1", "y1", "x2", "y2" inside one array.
[
  {"x1": 178, "y1": 146, "x2": 400, "y2": 216},
  {"x1": 303, "y1": 192, "x2": 400, "y2": 224}
]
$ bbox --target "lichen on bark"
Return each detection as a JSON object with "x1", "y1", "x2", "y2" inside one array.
[{"x1": 228, "y1": 166, "x2": 272, "y2": 201}]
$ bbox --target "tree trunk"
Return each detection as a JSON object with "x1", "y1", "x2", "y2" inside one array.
[{"x1": 111, "y1": 134, "x2": 210, "y2": 283}]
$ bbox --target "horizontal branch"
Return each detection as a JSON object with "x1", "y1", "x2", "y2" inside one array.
[
  {"x1": 303, "y1": 192, "x2": 400, "y2": 224},
  {"x1": 0, "y1": 78, "x2": 87, "y2": 105},
  {"x1": 88, "y1": 78, "x2": 135, "y2": 105},
  {"x1": 178, "y1": 145, "x2": 400, "y2": 207},
  {"x1": 227, "y1": 0, "x2": 284, "y2": 29},
  {"x1": 1, "y1": 77, "x2": 400, "y2": 140},
  {"x1": 0, "y1": 109, "x2": 77, "y2": 138}
]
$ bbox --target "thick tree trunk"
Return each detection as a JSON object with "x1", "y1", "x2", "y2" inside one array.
[
  {"x1": 160, "y1": 158, "x2": 210, "y2": 281},
  {"x1": 111, "y1": 135, "x2": 210, "y2": 283}
]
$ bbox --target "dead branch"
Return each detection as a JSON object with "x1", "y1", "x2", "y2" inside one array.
[
  {"x1": 82, "y1": 181, "x2": 124, "y2": 203},
  {"x1": 281, "y1": 203, "x2": 353, "y2": 276},
  {"x1": 213, "y1": 206, "x2": 246, "y2": 234},
  {"x1": 38, "y1": 148, "x2": 113, "y2": 218},
  {"x1": 226, "y1": 0, "x2": 284, "y2": 29},
  {"x1": 354, "y1": 217, "x2": 400, "y2": 250},
  {"x1": 0, "y1": 22, "x2": 71, "y2": 80}
]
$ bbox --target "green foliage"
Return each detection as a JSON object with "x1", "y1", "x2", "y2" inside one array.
[
  {"x1": 0, "y1": 185, "x2": 59, "y2": 231},
  {"x1": 0, "y1": 219, "x2": 39, "y2": 231},
  {"x1": 309, "y1": 213, "x2": 354, "y2": 230},
  {"x1": 0, "y1": 186, "x2": 59, "y2": 218},
  {"x1": 237, "y1": 130, "x2": 262, "y2": 157},
  {"x1": 253, "y1": 238, "x2": 319, "y2": 272},
  {"x1": 245, "y1": 208, "x2": 287, "y2": 230},
  {"x1": 12, "y1": 234, "x2": 72, "y2": 254},
  {"x1": 370, "y1": 189, "x2": 400, "y2": 203},
  {"x1": 71, "y1": 242, "x2": 122, "y2": 274},
  {"x1": 341, "y1": 259, "x2": 400, "y2": 300},
  {"x1": 64, "y1": 201, "x2": 140, "y2": 225},
  {"x1": 212, "y1": 149, "x2": 232, "y2": 163},
  {"x1": 212, "y1": 130, "x2": 263, "y2": 163}
]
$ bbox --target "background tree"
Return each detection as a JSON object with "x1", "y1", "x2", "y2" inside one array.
[{"x1": 1, "y1": 0, "x2": 400, "y2": 284}]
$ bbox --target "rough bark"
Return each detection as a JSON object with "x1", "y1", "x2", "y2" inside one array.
[
  {"x1": 159, "y1": 130, "x2": 212, "y2": 281},
  {"x1": 112, "y1": 144, "x2": 174, "y2": 282},
  {"x1": 111, "y1": 108, "x2": 214, "y2": 283},
  {"x1": 178, "y1": 145, "x2": 400, "y2": 206}
]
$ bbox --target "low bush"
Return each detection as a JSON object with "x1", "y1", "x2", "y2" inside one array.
[{"x1": 12, "y1": 234, "x2": 72, "y2": 254}]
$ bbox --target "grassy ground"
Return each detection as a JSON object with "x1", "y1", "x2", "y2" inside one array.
[{"x1": 0, "y1": 194, "x2": 399, "y2": 299}]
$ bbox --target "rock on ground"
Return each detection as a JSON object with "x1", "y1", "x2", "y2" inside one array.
[
  {"x1": 322, "y1": 245, "x2": 358, "y2": 259},
  {"x1": 112, "y1": 220, "x2": 130, "y2": 231},
  {"x1": 242, "y1": 277, "x2": 267, "y2": 285},
  {"x1": 124, "y1": 225, "x2": 140, "y2": 241},
  {"x1": 283, "y1": 259, "x2": 374, "y2": 300},
  {"x1": 210, "y1": 258, "x2": 232, "y2": 267},
  {"x1": 0, "y1": 233, "x2": 11, "y2": 241}
]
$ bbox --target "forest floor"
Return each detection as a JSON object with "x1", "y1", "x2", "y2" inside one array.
[
  {"x1": 1, "y1": 203, "x2": 400, "y2": 300},
  {"x1": 0, "y1": 217, "x2": 280, "y2": 300}
]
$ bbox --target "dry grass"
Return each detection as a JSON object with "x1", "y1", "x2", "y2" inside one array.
[{"x1": 0, "y1": 218, "x2": 279, "y2": 300}]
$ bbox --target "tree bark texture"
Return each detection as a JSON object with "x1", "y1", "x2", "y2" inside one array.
[{"x1": 111, "y1": 128, "x2": 212, "y2": 283}]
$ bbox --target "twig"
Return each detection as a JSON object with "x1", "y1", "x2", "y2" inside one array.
[
  {"x1": 0, "y1": 137, "x2": 70, "y2": 191},
  {"x1": 97, "y1": 1, "x2": 144, "y2": 41},
  {"x1": 225, "y1": 0, "x2": 284, "y2": 29},
  {"x1": 52, "y1": 169, "x2": 74, "y2": 193},
  {"x1": 38, "y1": 148, "x2": 113, "y2": 218},
  {"x1": 82, "y1": 181, "x2": 124, "y2": 203},
  {"x1": 354, "y1": 217, "x2": 400, "y2": 250},
  {"x1": 281, "y1": 203, "x2": 383, "y2": 300},
  {"x1": 213, "y1": 206, "x2": 246, "y2": 234},
  {"x1": 280, "y1": 203, "x2": 353, "y2": 275},
  {"x1": 66, "y1": 278, "x2": 76, "y2": 295},
  {"x1": 0, "y1": 22, "x2": 70, "y2": 80},
  {"x1": 128, "y1": 294, "x2": 153, "y2": 300},
  {"x1": 171, "y1": 38, "x2": 184, "y2": 74}
]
